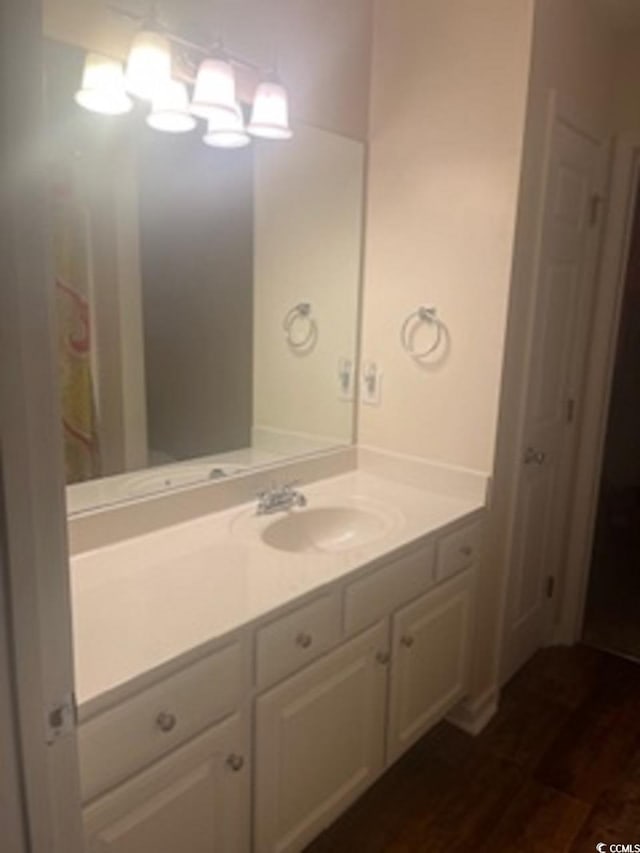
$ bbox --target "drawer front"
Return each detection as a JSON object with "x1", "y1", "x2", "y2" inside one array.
[
  {"x1": 344, "y1": 543, "x2": 435, "y2": 635},
  {"x1": 79, "y1": 639, "x2": 248, "y2": 802},
  {"x1": 256, "y1": 593, "x2": 341, "y2": 690},
  {"x1": 435, "y1": 523, "x2": 481, "y2": 583}
]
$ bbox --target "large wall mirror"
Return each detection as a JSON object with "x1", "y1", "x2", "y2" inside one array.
[{"x1": 44, "y1": 37, "x2": 364, "y2": 514}]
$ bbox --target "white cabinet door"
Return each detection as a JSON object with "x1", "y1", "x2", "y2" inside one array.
[
  {"x1": 388, "y1": 570, "x2": 474, "y2": 763},
  {"x1": 83, "y1": 711, "x2": 250, "y2": 853},
  {"x1": 255, "y1": 621, "x2": 389, "y2": 853}
]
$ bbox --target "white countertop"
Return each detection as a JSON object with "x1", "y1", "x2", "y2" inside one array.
[{"x1": 71, "y1": 468, "x2": 485, "y2": 714}]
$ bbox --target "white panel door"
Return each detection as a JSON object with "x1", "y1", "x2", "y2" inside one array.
[
  {"x1": 502, "y1": 118, "x2": 603, "y2": 682},
  {"x1": 83, "y1": 712, "x2": 250, "y2": 853},
  {"x1": 388, "y1": 570, "x2": 474, "y2": 763},
  {"x1": 254, "y1": 621, "x2": 389, "y2": 853}
]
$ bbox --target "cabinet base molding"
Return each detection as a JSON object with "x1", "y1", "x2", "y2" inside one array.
[{"x1": 446, "y1": 685, "x2": 498, "y2": 736}]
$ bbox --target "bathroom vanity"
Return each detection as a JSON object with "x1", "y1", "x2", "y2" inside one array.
[
  {"x1": 46, "y1": 27, "x2": 487, "y2": 852},
  {"x1": 71, "y1": 461, "x2": 485, "y2": 853}
]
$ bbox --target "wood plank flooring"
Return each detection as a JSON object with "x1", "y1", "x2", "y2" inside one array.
[{"x1": 305, "y1": 646, "x2": 640, "y2": 852}]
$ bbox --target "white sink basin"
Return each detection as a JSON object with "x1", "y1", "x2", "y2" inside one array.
[{"x1": 260, "y1": 504, "x2": 395, "y2": 554}]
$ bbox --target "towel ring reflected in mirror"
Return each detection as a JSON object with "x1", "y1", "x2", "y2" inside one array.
[
  {"x1": 283, "y1": 302, "x2": 318, "y2": 353},
  {"x1": 400, "y1": 305, "x2": 448, "y2": 364}
]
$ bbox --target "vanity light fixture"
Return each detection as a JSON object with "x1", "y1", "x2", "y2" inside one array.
[
  {"x1": 147, "y1": 79, "x2": 197, "y2": 133},
  {"x1": 75, "y1": 53, "x2": 133, "y2": 116},
  {"x1": 190, "y1": 56, "x2": 238, "y2": 120},
  {"x1": 203, "y1": 104, "x2": 250, "y2": 148},
  {"x1": 125, "y1": 27, "x2": 172, "y2": 101},
  {"x1": 248, "y1": 75, "x2": 293, "y2": 140},
  {"x1": 74, "y1": 9, "x2": 293, "y2": 147}
]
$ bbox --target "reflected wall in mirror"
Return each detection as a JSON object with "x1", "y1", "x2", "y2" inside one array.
[{"x1": 44, "y1": 40, "x2": 365, "y2": 514}]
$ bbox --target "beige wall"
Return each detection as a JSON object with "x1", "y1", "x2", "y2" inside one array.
[
  {"x1": 530, "y1": 0, "x2": 616, "y2": 140},
  {"x1": 43, "y1": 0, "x2": 373, "y2": 141},
  {"x1": 253, "y1": 124, "x2": 364, "y2": 445},
  {"x1": 358, "y1": 0, "x2": 534, "y2": 474}
]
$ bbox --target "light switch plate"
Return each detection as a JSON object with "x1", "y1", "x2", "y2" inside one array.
[
  {"x1": 361, "y1": 361, "x2": 383, "y2": 406},
  {"x1": 338, "y1": 358, "x2": 354, "y2": 401}
]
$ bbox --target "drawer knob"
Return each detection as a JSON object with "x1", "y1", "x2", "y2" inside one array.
[
  {"x1": 226, "y1": 754, "x2": 245, "y2": 773},
  {"x1": 296, "y1": 632, "x2": 313, "y2": 649},
  {"x1": 156, "y1": 711, "x2": 177, "y2": 733},
  {"x1": 460, "y1": 545, "x2": 473, "y2": 557},
  {"x1": 401, "y1": 635, "x2": 415, "y2": 649},
  {"x1": 376, "y1": 651, "x2": 390, "y2": 666}
]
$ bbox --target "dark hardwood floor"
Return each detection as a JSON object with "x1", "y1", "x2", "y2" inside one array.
[{"x1": 305, "y1": 645, "x2": 640, "y2": 852}]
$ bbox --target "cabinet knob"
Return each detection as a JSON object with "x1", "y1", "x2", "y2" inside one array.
[
  {"x1": 401, "y1": 635, "x2": 415, "y2": 649},
  {"x1": 459, "y1": 545, "x2": 473, "y2": 557},
  {"x1": 296, "y1": 632, "x2": 313, "y2": 649},
  {"x1": 156, "y1": 711, "x2": 177, "y2": 733},
  {"x1": 226, "y1": 754, "x2": 245, "y2": 773},
  {"x1": 376, "y1": 651, "x2": 390, "y2": 666}
]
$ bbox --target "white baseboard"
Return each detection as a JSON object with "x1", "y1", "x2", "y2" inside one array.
[{"x1": 446, "y1": 686, "x2": 499, "y2": 736}]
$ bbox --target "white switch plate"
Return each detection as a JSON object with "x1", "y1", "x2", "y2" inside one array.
[
  {"x1": 361, "y1": 361, "x2": 382, "y2": 406},
  {"x1": 338, "y1": 358, "x2": 354, "y2": 401}
]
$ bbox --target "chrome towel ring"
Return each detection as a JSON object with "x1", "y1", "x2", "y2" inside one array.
[
  {"x1": 401, "y1": 305, "x2": 445, "y2": 362},
  {"x1": 283, "y1": 302, "x2": 317, "y2": 352}
]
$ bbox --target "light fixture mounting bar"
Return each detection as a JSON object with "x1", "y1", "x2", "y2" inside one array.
[
  {"x1": 107, "y1": 3, "x2": 268, "y2": 77},
  {"x1": 167, "y1": 32, "x2": 267, "y2": 75}
]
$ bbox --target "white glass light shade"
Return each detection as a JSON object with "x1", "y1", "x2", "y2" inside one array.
[
  {"x1": 125, "y1": 30, "x2": 172, "y2": 100},
  {"x1": 203, "y1": 105, "x2": 250, "y2": 149},
  {"x1": 75, "y1": 53, "x2": 133, "y2": 115},
  {"x1": 191, "y1": 58, "x2": 237, "y2": 120},
  {"x1": 147, "y1": 80, "x2": 196, "y2": 132},
  {"x1": 248, "y1": 79, "x2": 293, "y2": 140}
]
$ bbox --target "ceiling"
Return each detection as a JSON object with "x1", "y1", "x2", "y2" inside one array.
[{"x1": 592, "y1": 0, "x2": 640, "y2": 33}]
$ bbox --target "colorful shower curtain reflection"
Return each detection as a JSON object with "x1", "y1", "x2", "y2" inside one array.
[{"x1": 51, "y1": 167, "x2": 101, "y2": 483}]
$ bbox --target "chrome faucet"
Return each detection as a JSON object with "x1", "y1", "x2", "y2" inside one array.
[{"x1": 256, "y1": 482, "x2": 307, "y2": 516}]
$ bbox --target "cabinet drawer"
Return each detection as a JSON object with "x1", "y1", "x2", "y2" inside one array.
[
  {"x1": 435, "y1": 523, "x2": 481, "y2": 583},
  {"x1": 344, "y1": 543, "x2": 435, "y2": 635},
  {"x1": 256, "y1": 593, "x2": 341, "y2": 690},
  {"x1": 79, "y1": 639, "x2": 249, "y2": 802}
]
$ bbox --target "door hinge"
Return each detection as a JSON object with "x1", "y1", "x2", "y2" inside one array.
[
  {"x1": 546, "y1": 576, "x2": 555, "y2": 599},
  {"x1": 566, "y1": 397, "x2": 576, "y2": 424},
  {"x1": 589, "y1": 194, "x2": 603, "y2": 228},
  {"x1": 45, "y1": 692, "x2": 77, "y2": 745}
]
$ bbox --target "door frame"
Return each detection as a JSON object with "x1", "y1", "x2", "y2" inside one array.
[
  {"x1": 556, "y1": 132, "x2": 640, "y2": 645},
  {"x1": 0, "y1": 1, "x2": 84, "y2": 850}
]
